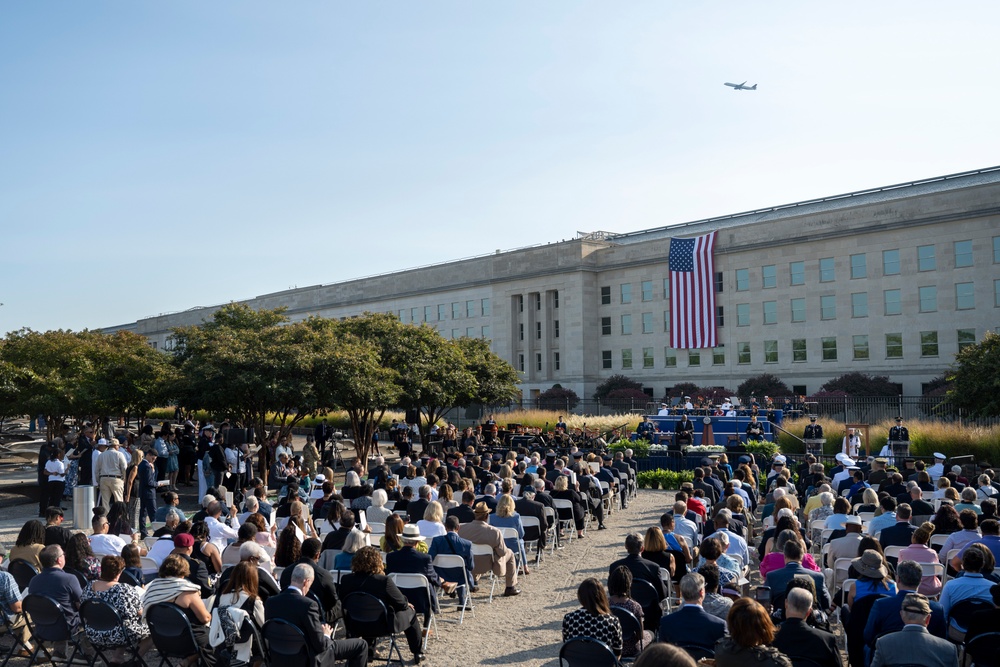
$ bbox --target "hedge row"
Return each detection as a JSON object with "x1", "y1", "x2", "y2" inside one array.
[{"x1": 636, "y1": 469, "x2": 695, "y2": 490}]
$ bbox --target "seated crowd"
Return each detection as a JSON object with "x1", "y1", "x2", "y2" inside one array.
[{"x1": 561, "y1": 453, "x2": 1000, "y2": 667}]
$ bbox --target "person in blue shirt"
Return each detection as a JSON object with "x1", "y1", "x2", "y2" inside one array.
[
  {"x1": 940, "y1": 544, "x2": 994, "y2": 631},
  {"x1": 951, "y1": 519, "x2": 1000, "y2": 572}
]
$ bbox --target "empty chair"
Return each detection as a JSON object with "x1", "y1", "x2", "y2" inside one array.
[
  {"x1": 7, "y1": 559, "x2": 38, "y2": 593},
  {"x1": 146, "y1": 602, "x2": 212, "y2": 667},
  {"x1": 559, "y1": 636, "x2": 623, "y2": 667}
]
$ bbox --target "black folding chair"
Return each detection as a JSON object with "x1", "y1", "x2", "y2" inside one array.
[
  {"x1": 677, "y1": 644, "x2": 715, "y2": 661},
  {"x1": 145, "y1": 603, "x2": 211, "y2": 667},
  {"x1": 7, "y1": 560, "x2": 38, "y2": 593},
  {"x1": 63, "y1": 568, "x2": 88, "y2": 589},
  {"x1": 559, "y1": 636, "x2": 622, "y2": 667},
  {"x1": 609, "y1": 606, "x2": 645, "y2": 660},
  {"x1": 342, "y1": 592, "x2": 404, "y2": 665},
  {"x1": 261, "y1": 619, "x2": 312, "y2": 667},
  {"x1": 628, "y1": 579, "x2": 660, "y2": 632},
  {"x1": 947, "y1": 598, "x2": 995, "y2": 643},
  {"x1": 965, "y1": 631, "x2": 1000, "y2": 667},
  {"x1": 81, "y1": 598, "x2": 147, "y2": 667},
  {"x1": 118, "y1": 570, "x2": 143, "y2": 587},
  {"x1": 0, "y1": 610, "x2": 32, "y2": 667},
  {"x1": 22, "y1": 594, "x2": 89, "y2": 666}
]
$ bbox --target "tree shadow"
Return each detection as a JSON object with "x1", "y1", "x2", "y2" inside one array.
[{"x1": 478, "y1": 642, "x2": 562, "y2": 665}]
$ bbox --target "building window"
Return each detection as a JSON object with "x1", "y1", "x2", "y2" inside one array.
[
  {"x1": 713, "y1": 346, "x2": 725, "y2": 365},
  {"x1": 411, "y1": 307, "x2": 419, "y2": 323},
  {"x1": 820, "y1": 295, "x2": 836, "y2": 320},
  {"x1": 736, "y1": 268, "x2": 749, "y2": 291},
  {"x1": 663, "y1": 311, "x2": 669, "y2": 332},
  {"x1": 451, "y1": 302, "x2": 462, "y2": 319},
  {"x1": 792, "y1": 339, "x2": 807, "y2": 362},
  {"x1": 850, "y1": 253, "x2": 867, "y2": 279},
  {"x1": 424, "y1": 305, "x2": 434, "y2": 322},
  {"x1": 688, "y1": 350, "x2": 701, "y2": 366},
  {"x1": 715, "y1": 272, "x2": 724, "y2": 293},
  {"x1": 602, "y1": 350, "x2": 612, "y2": 369},
  {"x1": 600, "y1": 286, "x2": 611, "y2": 305},
  {"x1": 150, "y1": 341, "x2": 157, "y2": 349},
  {"x1": 790, "y1": 298, "x2": 806, "y2": 323},
  {"x1": 886, "y1": 333, "x2": 903, "y2": 359},
  {"x1": 995, "y1": 237, "x2": 1000, "y2": 263},
  {"x1": 641, "y1": 280, "x2": 653, "y2": 302},
  {"x1": 519, "y1": 323, "x2": 524, "y2": 341},
  {"x1": 919, "y1": 285, "x2": 937, "y2": 313},
  {"x1": 622, "y1": 349, "x2": 633, "y2": 369},
  {"x1": 956, "y1": 282, "x2": 975, "y2": 310},
  {"x1": 482, "y1": 325, "x2": 491, "y2": 339},
  {"x1": 958, "y1": 329, "x2": 976, "y2": 352},
  {"x1": 554, "y1": 320, "x2": 560, "y2": 338},
  {"x1": 554, "y1": 352, "x2": 561, "y2": 370},
  {"x1": 621, "y1": 284, "x2": 632, "y2": 304},
  {"x1": 883, "y1": 249, "x2": 900, "y2": 276},
  {"x1": 763, "y1": 301, "x2": 777, "y2": 325},
  {"x1": 553, "y1": 291, "x2": 559, "y2": 308},
  {"x1": 465, "y1": 326, "x2": 475, "y2": 338},
  {"x1": 884, "y1": 289, "x2": 902, "y2": 316},
  {"x1": 641, "y1": 312, "x2": 654, "y2": 334},
  {"x1": 955, "y1": 240, "x2": 973, "y2": 268},
  {"x1": 821, "y1": 337, "x2": 838, "y2": 361},
  {"x1": 851, "y1": 292, "x2": 868, "y2": 318},
  {"x1": 764, "y1": 340, "x2": 778, "y2": 363},
  {"x1": 621, "y1": 314, "x2": 632, "y2": 335},
  {"x1": 918, "y1": 245, "x2": 936, "y2": 271},
  {"x1": 642, "y1": 347, "x2": 654, "y2": 369},
  {"x1": 536, "y1": 353, "x2": 542, "y2": 371},
  {"x1": 920, "y1": 331, "x2": 939, "y2": 357},
  {"x1": 467, "y1": 300, "x2": 477, "y2": 318},
  {"x1": 534, "y1": 294, "x2": 541, "y2": 310},
  {"x1": 399, "y1": 309, "x2": 408, "y2": 323},
  {"x1": 437, "y1": 304, "x2": 446, "y2": 320},
  {"x1": 601, "y1": 317, "x2": 611, "y2": 335},
  {"x1": 762, "y1": 265, "x2": 776, "y2": 289},
  {"x1": 737, "y1": 303, "x2": 750, "y2": 327},
  {"x1": 996, "y1": 279, "x2": 1000, "y2": 307},
  {"x1": 716, "y1": 305, "x2": 725, "y2": 327},
  {"x1": 853, "y1": 335, "x2": 869, "y2": 360},
  {"x1": 482, "y1": 298, "x2": 491, "y2": 316},
  {"x1": 819, "y1": 257, "x2": 835, "y2": 283},
  {"x1": 451, "y1": 328, "x2": 460, "y2": 339},
  {"x1": 518, "y1": 354, "x2": 525, "y2": 372},
  {"x1": 536, "y1": 322, "x2": 542, "y2": 339},
  {"x1": 790, "y1": 261, "x2": 805, "y2": 286},
  {"x1": 664, "y1": 348, "x2": 677, "y2": 368},
  {"x1": 737, "y1": 342, "x2": 751, "y2": 365}
]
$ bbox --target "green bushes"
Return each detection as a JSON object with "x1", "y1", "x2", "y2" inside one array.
[
  {"x1": 143, "y1": 409, "x2": 406, "y2": 433},
  {"x1": 743, "y1": 440, "x2": 779, "y2": 461},
  {"x1": 636, "y1": 469, "x2": 694, "y2": 490},
  {"x1": 611, "y1": 439, "x2": 651, "y2": 458}
]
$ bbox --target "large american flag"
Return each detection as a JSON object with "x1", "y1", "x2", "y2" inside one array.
[{"x1": 669, "y1": 231, "x2": 718, "y2": 349}]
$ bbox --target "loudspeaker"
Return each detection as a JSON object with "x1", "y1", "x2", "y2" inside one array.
[
  {"x1": 405, "y1": 409, "x2": 419, "y2": 425},
  {"x1": 227, "y1": 428, "x2": 255, "y2": 446}
]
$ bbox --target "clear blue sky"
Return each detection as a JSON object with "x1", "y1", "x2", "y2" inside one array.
[{"x1": 3, "y1": 2, "x2": 999, "y2": 333}]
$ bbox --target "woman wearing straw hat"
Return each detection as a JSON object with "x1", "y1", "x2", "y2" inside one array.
[{"x1": 848, "y1": 549, "x2": 897, "y2": 608}]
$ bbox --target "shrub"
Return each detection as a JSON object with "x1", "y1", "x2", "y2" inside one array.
[
  {"x1": 664, "y1": 383, "x2": 700, "y2": 401},
  {"x1": 636, "y1": 469, "x2": 694, "y2": 490},
  {"x1": 594, "y1": 375, "x2": 642, "y2": 402},
  {"x1": 743, "y1": 440, "x2": 779, "y2": 461},
  {"x1": 610, "y1": 439, "x2": 650, "y2": 458},
  {"x1": 537, "y1": 385, "x2": 580, "y2": 411},
  {"x1": 819, "y1": 372, "x2": 899, "y2": 397},
  {"x1": 603, "y1": 388, "x2": 652, "y2": 413},
  {"x1": 737, "y1": 374, "x2": 791, "y2": 400}
]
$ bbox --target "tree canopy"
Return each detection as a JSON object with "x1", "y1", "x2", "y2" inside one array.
[
  {"x1": 594, "y1": 374, "x2": 642, "y2": 402},
  {"x1": 737, "y1": 374, "x2": 792, "y2": 399},
  {"x1": 819, "y1": 372, "x2": 899, "y2": 397},
  {"x1": 947, "y1": 331, "x2": 1000, "y2": 417},
  {"x1": 537, "y1": 385, "x2": 580, "y2": 412}
]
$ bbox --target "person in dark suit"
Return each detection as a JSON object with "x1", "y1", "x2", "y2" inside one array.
[
  {"x1": 339, "y1": 547, "x2": 424, "y2": 663},
  {"x1": 265, "y1": 563, "x2": 368, "y2": 667},
  {"x1": 314, "y1": 419, "x2": 329, "y2": 454},
  {"x1": 870, "y1": 594, "x2": 958, "y2": 667},
  {"x1": 279, "y1": 538, "x2": 341, "y2": 622},
  {"x1": 906, "y1": 486, "x2": 935, "y2": 518},
  {"x1": 429, "y1": 517, "x2": 475, "y2": 594},
  {"x1": 765, "y1": 539, "x2": 832, "y2": 611},
  {"x1": 864, "y1": 560, "x2": 947, "y2": 650},
  {"x1": 608, "y1": 534, "x2": 666, "y2": 630},
  {"x1": 675, "y1": 415, "x2": 695, "y2": 447},
  {"x1": 407, "y1": 486, "x2": 431, "y2": 525},
  {"x1": 658, "y1": 572, "x2": 726, "y2": 650},
  {"x1": 772, "y1": 587, "x2": 841, "y2": 667},
  {"x1": 137, "y1": 449, "x2": 159, "y2": 538},
  {"x1": 474, "y1": 484, "x2": 499, "y2": 513},
  {"x1": 515, "y1": 488, "x2": 548, "y2": 551},
  {"x1": 447, "y1": 491, "x2": 477, "y2": 524},
  {"x1": 693, "y1": 468, "x2": 718, "y2": 505},
  {"x1": 879, "y1": 505, "x2": 918, "y2": 549},
  {"x1": 322, "y1": 510, "x2": 358, "y2": 552}
]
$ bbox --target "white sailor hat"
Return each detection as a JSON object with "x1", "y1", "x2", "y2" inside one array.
[
  {"x1": 835, "y1": 453, "x2": 847, "y2": 463},
  {"x1": 934, "y1": 452, "x2": 947, "y2": 460},
  {"x1": 773, "y1": 455, "x2": 787, "y2": 465},
  {"x1": 842, "y1": 458, "x2": 856, "y2": 467}
]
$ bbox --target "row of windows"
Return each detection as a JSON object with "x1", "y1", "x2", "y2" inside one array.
[
  {"x1": 518, "y1": 321, "x2": 560, "y2": 341},
  {"x1": 598, "y1": 329, "x2": 979, "y2": 370},
  {"x1": 514, "y1": 292, "x2": 560, "y2": 312},
  {"x1": 399, "y1": 298, "x2": 492, "y2": 324},
  {"x1": 517, "y1": 351, "x2": 561, "y2": 373},
  {"x1": 448, "y1": 326, "x2": 491, "y2": 340}
]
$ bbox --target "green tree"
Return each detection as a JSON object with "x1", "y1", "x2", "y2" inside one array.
[
  {"x1": 452, "y1": 336, "x2": 520, "y2": 408},
  {"x1": 537, "y1": 385, "x2": 580, "y2": 411},
  {"x1": 947, "y1": 331, "x2": 1000, "y2": 417},
  {"x1": 594, "y1": 374, "x2": 642, "y2": 402},
  {"x1": 83, "y1": 331, "x2": 176, "y2": 422},
  {"x1": 820, "y1": 372, "x2": 898, "y2": 397}
]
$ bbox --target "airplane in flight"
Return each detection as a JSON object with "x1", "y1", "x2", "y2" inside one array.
[{"x1": 724, "y1": 81, "x2": 757, "y2": 91}]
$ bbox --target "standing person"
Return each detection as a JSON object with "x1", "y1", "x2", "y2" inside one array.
[
  {"x1": 123, "y1": 448, "x2": 142, "y2": 535},
  {"x1": 842, "y1": 428, "x2": 862, "y2": 459},
  {"x1": 45, "y1": 447, "x2": 67, "y2": 510},
  {"x1": 137, "y1": 449, "x2": 158, "y2": 539},
  {"x1": 178, "y1": 422, "x2": 197, "y2": 486},
  {"x1": 37, "y1": 437, "x2": 57, "y2": 517},
  {"x1": 152, "y1": 428, "x2": 169, "y2": 482},
  {"x1": 96, "y1": 438, "x2": 128, "y2": 512},
  {"x1": 166, "y1": 430, "x2": 180, "y2": 491},
  {"x1": 314, "y1": 419, "x2": 329, "y2": 457}
]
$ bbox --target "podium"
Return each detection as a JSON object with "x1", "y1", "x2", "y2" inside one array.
[
  {"x1": 804, "y1": 439, "x2": 824, "y2": 458},
  {"x1": 888, "y1": 440, "x2": 910, "y2": 459}
]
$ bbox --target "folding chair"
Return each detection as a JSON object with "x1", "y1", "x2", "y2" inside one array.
[
  {"x1": 81, "y1": 598, "x2": 148, "y2": 667},
  {"x1": 498, "y1": 527, "x2": 526, "y2": 575},
  {"x1": 610, "y1": 605, "x2": 645, "y2": 660},
  {"x1": 552, "y1": 500, "x2": 576, "y2": 548},
  {"x1": 388, "y1": 573, "x2": 436, "y2": 650},
  {"x1": 146, "y1": 602, "x2": 212, "y2": 667},
  {"x1": 140, "y1": 557, "x2": 159, "y2": 577},
  {"x1": 318, "y1": 549, "x2": 342, "y2": 570},
  {"x1": 520, "y1": 515, "x2": 543, "y2": 565},
  {"x1": 341, "y1": 592, "x2": 405, "y2": 666},
  {"x1": 628, "y1": 579, "x2": 660, "y2": 633},
  {"x1": 543, "y1": 507, "x2": 558, "y2": 554},
  {"x1": 7, "y1": 560, "x2": 38, "y2": 594},
  {"x1": 0, "y1": 609, "x2": 32, "y2": 666},
  {"x1": 432, "y1": 554, "x2": 474, "y2": 624},
  {"x1": 470, "y1": 544, "x2": 500, "y2": 603},
  {"x1": 119, "y1": 570, "x2": 143, "y2": 587},
  {"x1": 929, "y1": 533, "x2": 950, "y2": 552},
  {"x1": 22, "y1": 594, "x2": 88, "y2": 667},
  {"x1": 261, "y1": 618, "x2": 312, "y2": 667},
  {"x1": 559, "y1": 636, "x2": 623, "y2": 667},
  {"x1": 964, "y1": 631, "x2": 1000, "y2": 667},
  {"x1": 677, "y1": 644, "x2": 715, "y2": 661}
]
